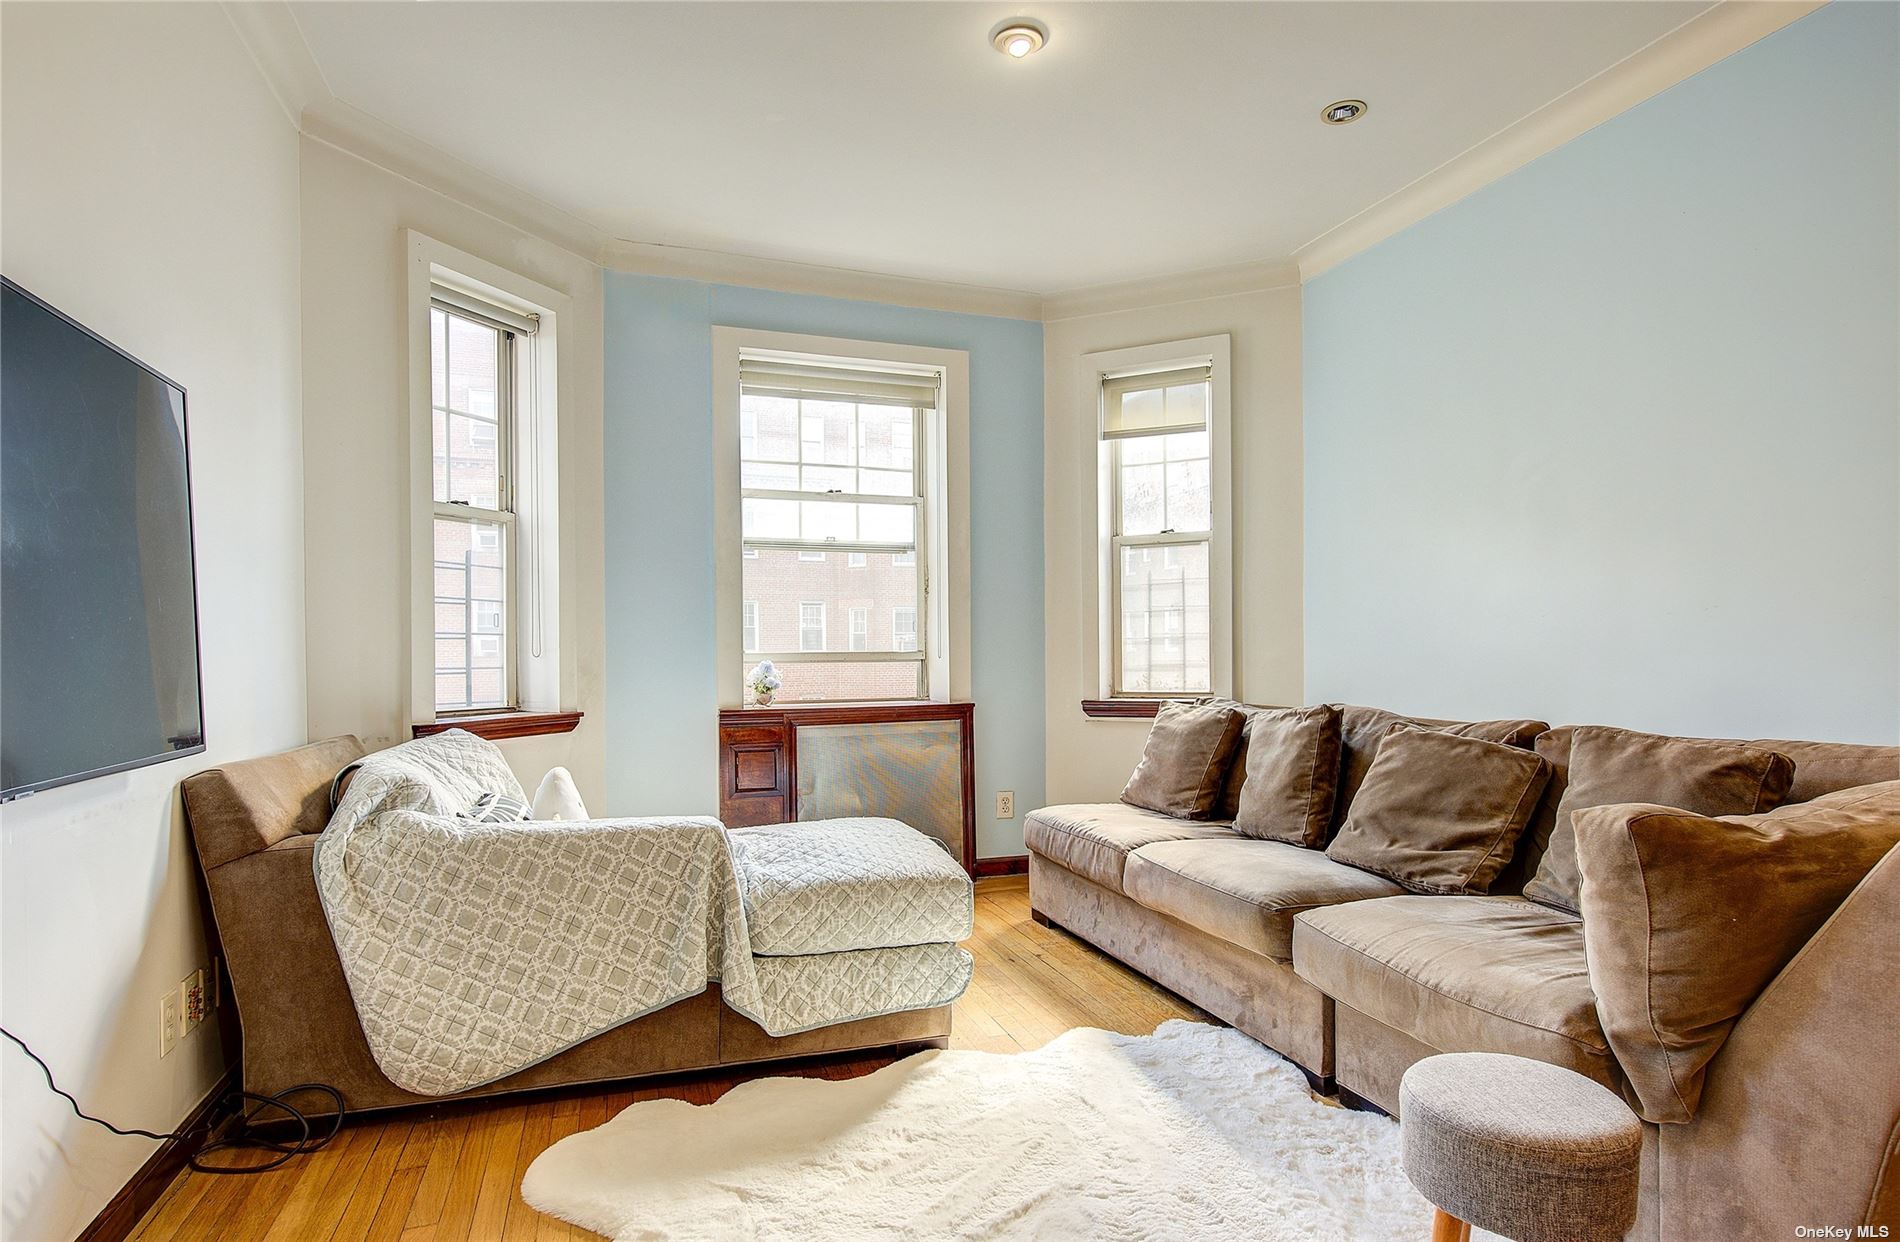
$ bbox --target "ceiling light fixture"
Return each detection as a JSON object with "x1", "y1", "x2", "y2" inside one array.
[
  {"x1": 1321, "y1": 99, "x2": 1368, "y2": 125},
  {"x1": 991, "y1": 19, "x2": 1048, "y2": 59}
]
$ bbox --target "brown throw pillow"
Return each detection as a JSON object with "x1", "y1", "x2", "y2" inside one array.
[
  {"x1": 1522, "y1": 726, "x2": 1796, "y2": 915},
  {"x1": 1120, "y1": 700, "x2": 1245, "y2": 819},
  {"x1": 1231, "y1": 705, "x2": 1343, "y2": 846},
  {"x1": 1325, "y1": 724, "x2": 1551, "y2": 894},
  {"x1": 1575, "y1": 781, "x2": 1900, "y2": 1124}
]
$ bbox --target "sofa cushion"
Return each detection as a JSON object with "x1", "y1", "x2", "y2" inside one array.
[
  {"x1": 1023, "y1": 803, "x2": 1239, "y2": 894},
  {"x1": 1231, "y1": 704, "x2": 1344, "y2": 847},
  {"x1": 1124, "y1": 838, "x2": 1406, "y2": 960},
  {"x1": 1293, "y1": 895, "x2": 1618, "y2": 1087},
  {"x1": 1507, "y1": 728, "x2": 1900, "y2": 893},
  {"x1": 1523, "y1": 726, "x2": 1795, "y2": 915},
  {"x1": 1330, "y1": 707, "x2": 1548, "y2": 838},
  {"x1": 1120, "y1": 700, "x2": 1246, "y2": 819},
  {"x1": 1575, "y1": 781, "x2": 1900, "y2": 1124},
  {"x1": 1325, "y1": 725, "x2": 1551, "y2": 895}
]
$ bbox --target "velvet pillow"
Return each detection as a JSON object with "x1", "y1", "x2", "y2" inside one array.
[
  {"x1": 1523, "y1": 726, "x2": 1796, "y2": 915},
  {"x1": 1231, "y1": 704, "x2": 1344, "y2": 847},
  {"x1": 1575, "y1": 781, "x2": 1900, "y2": 1124},
  {"x1": 1120, "y1": 700, "x2": 1245, "y2": 819},
  {"x1": 1325, "y1": 724, "x2": 1552, "y2": 894}
]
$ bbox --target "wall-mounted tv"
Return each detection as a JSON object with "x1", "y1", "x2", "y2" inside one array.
[{"x1": 2, "y1": 277, "x2": 206, "y2": 800}]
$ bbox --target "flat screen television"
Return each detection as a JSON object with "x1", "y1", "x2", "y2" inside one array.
[{"x1": 2, "y1": 277, "x2": 206, "y2": 800}]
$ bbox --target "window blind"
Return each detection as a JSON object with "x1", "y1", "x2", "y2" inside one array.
[
  {"x1": 1101, "y1": 365, "x2": 1212, "y2": 439},
  {"x1": 739, "y1": 357, "x2": 942, "y2": 408},
  {"x1": 432, "y1": 284, "x2": 539, "y2": 336}
]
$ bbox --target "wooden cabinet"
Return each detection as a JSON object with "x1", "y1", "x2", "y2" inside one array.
[{"x1": 717, "y1": 702, "x2": 976, "y2": 874}]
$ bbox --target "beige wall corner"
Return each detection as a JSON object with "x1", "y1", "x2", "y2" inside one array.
[
  {"x1": 298, "y1": 138, "x2": 608, "y2": 804},
  {"x1": 1042, "y1": 286, "x2": 1303, "y2": 803}
]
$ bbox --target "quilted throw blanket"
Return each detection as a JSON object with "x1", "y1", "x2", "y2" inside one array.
[{"x1": 314, "y1": 731, "x2": 971, "y2": 1096}]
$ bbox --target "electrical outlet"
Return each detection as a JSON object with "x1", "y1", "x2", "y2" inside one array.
[
  {"x1": 159, "y1": 991, "x2": 180, "y2": 1058},
  {"x1": 995, "y1": 791, "x2": 1015, "y2": 819},
  {"x1": 181, "y1": 969, "x2": 206, "y2": 1034}
]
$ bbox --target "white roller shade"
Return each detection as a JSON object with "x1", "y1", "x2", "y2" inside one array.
[
  {"x1": 432, "y1": 284, "x2": 540, "y2": 336},
  {"x1": 1101, "y1": 365, "x2": 1212, "y2": 439},
  {"x1": 740, "y1": 357, "x2": 942, "y2": 408}
]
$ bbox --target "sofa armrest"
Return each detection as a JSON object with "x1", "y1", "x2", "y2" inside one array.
[{"x1": 1658, "y1": 845, "x2": 1900, "y2": 1239}]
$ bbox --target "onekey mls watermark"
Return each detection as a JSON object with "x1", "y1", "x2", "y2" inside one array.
[{"x1": 1793, "y1": 1228, "x2": 1890, "y2": 1239}]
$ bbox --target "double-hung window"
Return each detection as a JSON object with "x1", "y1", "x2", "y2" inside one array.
[
  {"x1": 429, "y1": 288, "x2": 535, "y2": 713},
  {"x1": 737, "y1": 355, "x2": 938, "y2": 701},
  {"x1": 1104, "y1": 364, "x2": 1216, "y2": 696}
]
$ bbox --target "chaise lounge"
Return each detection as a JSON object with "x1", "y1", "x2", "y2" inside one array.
[{"x1": 182, "y1": 735, "x2": 953, "y2": 1115}]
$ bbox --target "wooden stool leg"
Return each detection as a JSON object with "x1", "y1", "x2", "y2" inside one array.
[{"x1": 1431, "y1": 1208, "x2": 1471, "y2": 1242}]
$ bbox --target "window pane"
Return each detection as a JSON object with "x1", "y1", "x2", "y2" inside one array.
[
  {"x1": 801, "y1": 464, "x2": 856, "y2": 493},
  {"x1": 858, "y1": 406, "x2": 915, "y2": 471},
  {"x1": 1119, "y1": 462, "x2": 1165, "y2": 536},
  {"x1": 858, "y1": 468, "x2": 913, "y2": 497},
  {"x1": 1120, "y1": 386, "x2": 1164, "y2": 430},
  {"x1": 740, "y1": 548, "x2": 919, "y2": 654},
  {"x1": 800, "y1": 402, "x2": 856, "y2": 465},
  {"x1": 431, "y1": 309, "x2": 447, "y2": 407},
  {"x1": 434, "y1": 516, "x2": 508, "y2": 712},
  {"x1": 743, "y1": 498, "x2": 916, "y2": 545},
  {"x1": 741, "y1": 460, "x2": 798, "y2": 490},
  {"x1": 1118, "y1": 429, "x2": 1208, "y2": 537},
  {"x1": 744, "y1": 660, "x2": 922, "y2": 703},
  {"x1": 433, "y1": 308, "x2": 505, "y2": 508},
  {"x1": 1166, "y1": 459, "x2": 1210, "y2": 532},
  {"x1": 1164, "y1": 382, "x2": 1209, "y2": 427},
  {"x1": 744, "y1": 396, "x2": 800, "y2": 461},
  {"x1": 1118, "y1": 540, "x2": 1209, "y2": 695}
]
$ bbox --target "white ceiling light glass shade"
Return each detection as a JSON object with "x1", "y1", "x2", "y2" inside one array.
[{"x1": 990, "y1": 19, "x2": 1048, "y2": 58}]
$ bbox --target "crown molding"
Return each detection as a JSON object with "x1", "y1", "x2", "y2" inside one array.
[
  {"x1": 600, "y1": 239, "x2": 1044, "y2": 321},
  {"x1": 221, "y1": 0, "x2": 329, "y2": 129},
  {"x1": 223, "y1": 0, "x2": 609, "y2": 262},
  {"x1": 301, "y1": 100, "x2": 610, "y2": 261},
  {"x1": 226, "y1": 0, "x2": 1819, "y2": 317},
  {"x1": 1294, "y1": 0, "x2": 1825, "y2": 281},
  {"x1": 1041, "y1": 259, "x2": 1301, "y2": 322}
]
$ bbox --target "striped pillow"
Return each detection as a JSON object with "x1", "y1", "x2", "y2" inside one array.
[{"x1": 461, "y1": 791, "x2": 533, "y2": 823}]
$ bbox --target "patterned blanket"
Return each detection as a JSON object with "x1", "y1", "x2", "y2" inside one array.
[{"x1": 313, "y1": 731, "x2": 972, "y2": 1096}]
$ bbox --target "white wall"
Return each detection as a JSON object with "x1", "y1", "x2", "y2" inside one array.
[
  {"x1": 1043, "y1": 288, "x2": 1304, "y2": 802},
  {"x1": 1304, "y1": 3, "x2": 1899, "y2": 744},
  {"x1": 0, "y1": 5, "x2": 306, "y2": 1237},
  {"x1": 299, "y1": 139, "x2": 608, "y2": 802}
]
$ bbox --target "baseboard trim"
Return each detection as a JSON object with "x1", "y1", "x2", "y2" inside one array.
[
  {"x1": 974, "y1": 855, "x2": 1029, "y2": 878},
  {"x1": 76, "y1": 1066, "x2": 237, "y2": 1242}
]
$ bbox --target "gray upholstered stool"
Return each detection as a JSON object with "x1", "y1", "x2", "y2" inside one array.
[{"x1": 1400, "y1": 1053, "x2": 1643, "y2": 1242}]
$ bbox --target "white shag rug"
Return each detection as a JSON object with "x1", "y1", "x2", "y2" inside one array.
[{"x1": 523, "y1": 1020, "x2": 1501, "y2": 1241}]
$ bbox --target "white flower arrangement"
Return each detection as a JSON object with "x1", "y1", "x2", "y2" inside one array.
[{"x1": 748, "y1": 660, "x2": 784, "y2": 706}]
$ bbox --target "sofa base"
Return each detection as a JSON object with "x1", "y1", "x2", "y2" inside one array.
[{"x1": 1029, "y1": 852, "x2": 1334, "y2": 1080}]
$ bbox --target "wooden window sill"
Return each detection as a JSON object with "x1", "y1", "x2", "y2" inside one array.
[
  {"x1": 413, "y1": 710, "x2": 583, "y2": 741},
  {"x1": 1081, "y1": 699, "x2": 1173, "y2": 719}
]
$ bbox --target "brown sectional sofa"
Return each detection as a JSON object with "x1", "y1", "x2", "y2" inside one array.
[
  {"x1": 182, "y1": 736, "x2": 950, "y2": 1116},
  {"x1": 1027, "y1": 704, "x2": 1899, "y2": 1241}
]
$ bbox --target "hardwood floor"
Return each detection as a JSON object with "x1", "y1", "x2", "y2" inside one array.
[{"x1": 130, "y1": 876, "x2": 1209, "y2": 1241}]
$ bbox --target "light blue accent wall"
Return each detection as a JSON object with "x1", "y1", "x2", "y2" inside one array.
[
  {"x1": 603, "y1": 274, "x2": 1046, "y2": 854},
  {"x1": 1303, "y1": 3, "x2": 1899, "y2": 743}
]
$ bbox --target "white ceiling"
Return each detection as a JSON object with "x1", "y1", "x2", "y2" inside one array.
[{"x1": 289, "y1": 1, "x2": 1710, "y2": 295}]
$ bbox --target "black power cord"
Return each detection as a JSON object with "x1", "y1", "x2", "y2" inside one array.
[{"x1": 2, "y1": 1026, "x2": 346, "y2": 1174}]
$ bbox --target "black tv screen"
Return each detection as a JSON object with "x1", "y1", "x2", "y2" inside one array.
[{"x1": 2, "y1": 278, "x2": 205, "y2": 799}]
